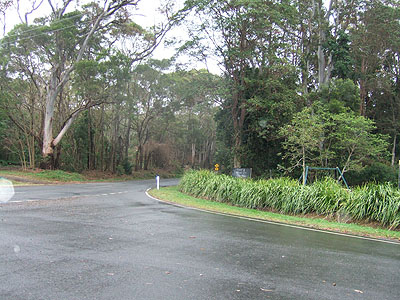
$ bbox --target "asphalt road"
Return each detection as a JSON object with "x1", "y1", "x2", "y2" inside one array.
[{"x1": 0, "y1": 179, "x2": 399, "y2": 300}]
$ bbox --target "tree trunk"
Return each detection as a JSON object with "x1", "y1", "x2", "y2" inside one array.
[
  {"x1": 233, "y1": 131, "x2": 241, "y2": 168},
  {"x1": 125, "y1": 117, "x2": 132, "y2": 161},
  {"x1": 359, "y1": 58, "x2": 367, "y2": 116},
  {"x1": 110, "y1": 106, "x2": 119, "y2": 173},
  {"x1": 191, "y1": 143, "x2": 196, "y2": 167},
  {"x1": 87, "y1": 108, "x2": 92, "y2": 170},
  {"x1": 232, "y1": 91, "x2": 246, "y2": 169},
  {"x1": 42, "y1": 73, "x2": 58, "y2": 162},
  {"x1": 144, "y1": 149, "x2": 151, "y2": 171},
  {"x1": 302, "y1": 145, "x2": 306, "y2": 185},
  {"x1": 100, "y1": 104, "x2": 105, "y2": 171},
  {"x1": 135, "y1": 144, "x2": 142, "y2": 171},
  {"x1": 317, "y1": 33, "x2": 326, "y2": 88},
  {"x1": 53, "y1": 145, "x2": 61, "y2": 169},
  {"x1": 139, "y1": 145, "x2": 144, "y2": 170}
]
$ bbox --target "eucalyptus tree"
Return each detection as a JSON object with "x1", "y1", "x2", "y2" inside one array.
[
  {"x1": 0, "y1": 0, "x2": 188, "y2": 168},
  {"x1": 166, "y1": 68, "x2": 219, "y2": 168},
  {"x1": 349, "y1": 0, "x2": 400, "y2": 116},
  {"x1": 130, "y1": 60, "x2": 173, "y2": 171},
  {"x1": 72, "y1": 49, "x2": 132, "y2": 171}
]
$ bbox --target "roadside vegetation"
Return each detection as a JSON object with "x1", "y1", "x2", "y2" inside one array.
[{"x1": 177, "y1": 170, "x2": 400, "y2": 231}]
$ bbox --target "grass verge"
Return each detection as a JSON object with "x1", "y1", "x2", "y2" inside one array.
[
  {"x1": 0, "y1": 168, "x2": 181, "y2": 185},
  {"x1": 0, "y1": 169, "x2": 85, "y2": 184},
  {"x1": 149, "y1": 186, "x2": 400, "y2": 242}
]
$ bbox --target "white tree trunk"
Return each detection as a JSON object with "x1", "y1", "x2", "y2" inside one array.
[{"x1": 42, "y1": 74, "x2": 58, "y2": 157}]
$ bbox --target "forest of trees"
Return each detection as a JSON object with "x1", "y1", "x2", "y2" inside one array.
[{"x1": 0, "y1": 0, "x2": 399, "y2": 184}]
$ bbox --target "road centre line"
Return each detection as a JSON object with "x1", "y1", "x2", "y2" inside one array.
[
  {"x1": 2, "y1": 191, "x2": 130, "y2": 205},
  {"x1": 145, "y1": 188, "x2": 400, "y2": 246}
]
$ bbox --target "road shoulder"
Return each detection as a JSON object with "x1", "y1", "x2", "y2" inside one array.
[{"x1": 147, "y1": 186, "x2": 400, "y2": 245}]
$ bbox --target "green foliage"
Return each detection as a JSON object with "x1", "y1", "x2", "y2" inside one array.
[
  {"x1": 346, "y1": 163, "x2": 398, "y2": 186},
  {"x1": 318, "y1": 79, "x2": 359, "y2": 113},
  {"x1": 245, "y1": 66, "x2": 302, "y2": 141},
  {"x1": 279, "y1": 107, "x2": 325, "y2": 174},
  {"x1": 180, "y1": 170, "x2": 400, "y2": 229},
  {"x1": 325, "y1": 30, "x2": 354, "y2": 80},
  {"x1": 280, "y1": 98, "x2": 389, "y2": 176},
  {"x1": 122, "y1": 159, "x2": 133, "y2": 175},
  {"x1": 116, "y1": 165, "x2": 125, "y2": 176},
  {"x1": 331, "y1": 112, "x2": 389, "y2": 173}
]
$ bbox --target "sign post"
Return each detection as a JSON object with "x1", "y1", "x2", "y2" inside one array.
[{"x1": 398, "y1": 160, "x2": 400, "y2": 189}]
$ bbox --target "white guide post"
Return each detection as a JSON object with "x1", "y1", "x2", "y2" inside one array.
[{"x1": 156, "y1": 175, "x2": 160, "y2": 190}]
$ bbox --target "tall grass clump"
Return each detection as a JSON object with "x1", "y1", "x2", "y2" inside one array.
[
  {"x1": 347, "y1": 183, "x2": 400, "y2": 229},
  {"x1": 179, "y1": 170, "x2": 400, "y2": 229},
  {"x1": 304, "y1": 177, "x2": 350, "y2": 215}
]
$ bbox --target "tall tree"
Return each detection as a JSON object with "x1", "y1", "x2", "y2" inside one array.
[{"x1": 185, "y1": 0, "x2": 298, "y2": 167}]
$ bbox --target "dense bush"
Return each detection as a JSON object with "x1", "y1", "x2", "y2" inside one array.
[
  {"x1": 346, "y1": 162, "x2": 397, "y2": 186},
  {"x1": 122, "y1": 159, "x2": 133, "y2": 175},
  {"x1": 179, "y1": 170, "x2": 400, "y2": 229}
]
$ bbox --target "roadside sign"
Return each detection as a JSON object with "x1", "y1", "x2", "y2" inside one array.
[
  {"x1": 214, "y1": 163, "x2": 220, "y2": 171},
  {"x1": 232, "y1": 168, "x2": 252, "y2": 178}
]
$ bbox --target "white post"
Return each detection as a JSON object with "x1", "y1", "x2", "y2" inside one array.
[{"x1": 156, "y1": 175, "x2": 160, "y2": 190}]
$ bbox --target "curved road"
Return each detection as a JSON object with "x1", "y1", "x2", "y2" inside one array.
[{"x1": 0, "y1": 179, "x2": 399, "y2": 299}]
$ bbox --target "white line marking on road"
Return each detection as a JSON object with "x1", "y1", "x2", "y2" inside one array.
[
  {"x1": 9, "y1": 199, "x2": 40, "y2": 203},
  {"x1": 2, "y1": 190, "x2": 130, "y2": 205},
  {"x1": 145, "y1": 189, "x2": 400, "y2": 246}
]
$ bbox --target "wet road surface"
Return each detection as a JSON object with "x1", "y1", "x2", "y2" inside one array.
[{"x1": 0, "y1": 179, "x2": 399, "y2": 299}]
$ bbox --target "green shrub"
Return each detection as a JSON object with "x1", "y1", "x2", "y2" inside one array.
[
  {"x1": 122, "y1": 159, "x2": 133, "y2": 175},
  {"x1": 346, "y1": 162, "x2": 397, "y2": 186},
  {"x1": 116, "y1": 165, "x2": 125, "y2": 176}
]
